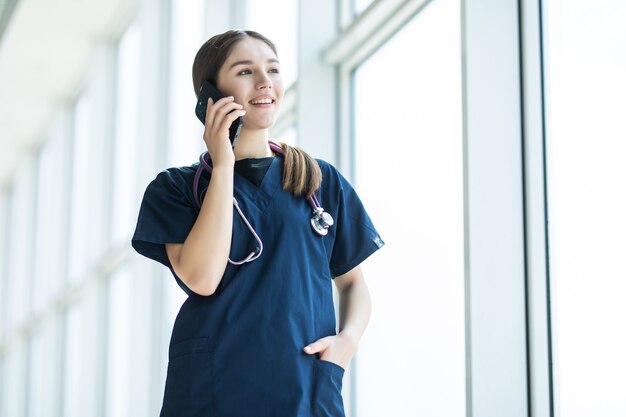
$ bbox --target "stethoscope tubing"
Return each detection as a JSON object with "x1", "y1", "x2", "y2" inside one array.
[
  {"x1": 192, "y1": 140, "x2": 333, "y2": 265},
  {"x1": 193, "y1": 140, "x2": 320, "y2": 212}
]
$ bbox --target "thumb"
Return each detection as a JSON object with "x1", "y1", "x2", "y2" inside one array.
[{"x1": 303, "y1": 338, "x2": 329, "y2": 355}]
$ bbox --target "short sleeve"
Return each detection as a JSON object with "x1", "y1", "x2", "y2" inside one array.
[
  {"x1": 320, "y1": 162, "x2": 385, "y2": 278},
  {"x1": 131, "y1": 167, "x2": 198, "y2": 270}
]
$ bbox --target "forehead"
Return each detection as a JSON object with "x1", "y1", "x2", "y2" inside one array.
[{"x1": 224, "y1": 37, "x2": 278, "y2": 63}]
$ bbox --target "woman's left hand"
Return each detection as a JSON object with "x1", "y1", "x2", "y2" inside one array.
[{"x1": 303, "y1": 333, "x2": 358, "y2": 370}]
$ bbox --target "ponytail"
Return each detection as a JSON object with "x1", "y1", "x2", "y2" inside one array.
[{"x1": 278, "y1": 142, "x2": 322, "y2": 198}]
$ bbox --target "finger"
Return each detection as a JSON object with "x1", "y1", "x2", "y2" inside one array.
[
  {"x1": 303, "y1": 339, "x2": 329, "y2": 355},
  {"x1": 204, "y1": 97, "x2": 214, "y2": 127},
  {"x1": 217, "y1": 110, "x2": 246, "y2": 137},
  {"x1": 206, "y1": 96, "x2": 234, "y2": 127},
  {"x1": 215, "y1": 101, "x2": 244, "y2": 123}
]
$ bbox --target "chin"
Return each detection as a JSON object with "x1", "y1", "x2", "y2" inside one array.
[{"x1": 244, "y1": 118, "x2": 277, "y2": 130}]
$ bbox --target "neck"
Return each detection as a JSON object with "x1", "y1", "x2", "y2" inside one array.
[{"x1": 233, "y1": 128, "x2": 272, "y2": 160}]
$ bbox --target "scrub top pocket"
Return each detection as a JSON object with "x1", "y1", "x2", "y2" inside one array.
[
  {"x1": 160, "y1": 338, "x2": 213, "y2": 417},
  {"x1": 311, "y1": 359, "x2": 346, "y2": 417}
]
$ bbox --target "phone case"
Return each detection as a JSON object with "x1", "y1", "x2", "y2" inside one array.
[{"x1": 195, "y1": 80, "x2": 243, "y2": 146}]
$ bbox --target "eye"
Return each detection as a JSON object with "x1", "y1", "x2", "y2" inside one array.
[
  {"x1": 237, "y1": 69, "x2": 252, "y2": 75},
  {"x1": 269, "y1": 67, "x2": 280, "y2": 74}
]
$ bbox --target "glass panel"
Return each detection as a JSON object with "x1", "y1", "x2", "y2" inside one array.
[
  {"x1": 354, "y1": 0, "x2": 375, "y2": 15},
  {"x1": 0, "y1": 356, "x2": 4, "y2": 416},
  {"x1": 62, "y1": 304, "x2": 83, "y2": 417},
  {"x1": 353, "y1": 0, "x2": 465, "y2": 415},
  {"x1": 26, "y1": 331, "x2": 45, "y2": 417},
  {"x1": 33, "y1": 122, "x2": 67, "y2": 310},
  {"x1": 6, "y1": 159, "x2": 36, "y2": 326},
  {"x1": 68, "y1": 93, "x2": 93, "y2": 281},
  {"x1": 543, "y1": 1, "x2": 626, "y2": 416},
  {"x1": 245, "y1": 0, "x2": 298, "y2": 88},
  {"x1": 112, "y1": 24, "x2": 141, "y2": 245},
  {"x1": 167, "y1": 0, "x2": 205, "y2": 167},
  {"x1": 105, "y1": 267, "x2": 133, "y2": 417},
  {"x1": 276, "y1": 126, "x2": 297, "y2": 146},
  {"x1": 0, "y1": 192, "x2": 8, "y2": 335}
]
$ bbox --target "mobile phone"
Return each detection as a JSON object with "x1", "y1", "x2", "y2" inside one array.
[{"x1": 195, "y1": 80, "x2": 243, "y2": 146}]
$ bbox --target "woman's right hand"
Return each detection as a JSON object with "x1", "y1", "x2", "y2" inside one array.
[{"x1": 203, "y1": 96, "x2": 246, "y2": 168}]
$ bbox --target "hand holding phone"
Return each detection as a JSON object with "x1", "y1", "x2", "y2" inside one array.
[{"x1": 195, "y1": 80, "x2": 244, "y2": 147}]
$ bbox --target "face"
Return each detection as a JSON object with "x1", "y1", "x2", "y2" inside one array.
[{"x1": 216, "y1": 37, "x2": 284, "y2": 131}]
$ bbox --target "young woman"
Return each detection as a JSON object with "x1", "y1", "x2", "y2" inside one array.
[{"x1": 132, "y1": 30, "x2": 383, "y2": 417}]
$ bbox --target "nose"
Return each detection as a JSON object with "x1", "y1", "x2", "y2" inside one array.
[{"x1": 255, "y1": 72, "x2": 272, "y2": 89}]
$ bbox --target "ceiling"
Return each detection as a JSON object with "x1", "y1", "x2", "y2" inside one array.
[{"x1": 0, "y1": 0, "x2": 136, "y2": 188}]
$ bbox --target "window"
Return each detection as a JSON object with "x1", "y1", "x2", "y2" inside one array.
[
  {"x1": 32, "y1": 127, "x2": 66, "y2": 310},
  {"x1": 166, "y1": 0, "x2": 205, "y2": 167},
  {"x1": 111, "y1": 25, "x2": 141, "y2": 245},
  {"x1": 543, "y1": 1, "x2": 626, "y2": 415},
  {"x1": 245, "y1": 0, "x2": 298, "y2": 88},
  {"x1": 0, "y1": 191, "x2": 9, "y2": 335},
  {"x1": 68, "y1": 93, "x2": 94, "y2": 281},
  {"x1": 6, "y1": 159, "x2": 36, "y2": 326},
  {"x1": 352, "y1": 0, "x2": 465, "y2": 415},
  {"x1": 354, "y1": 0, "x2": 375, "y2": 15},
  {"x1": 26, "y1": 330, "x2": 45, "y2": 417},
  {"x1": 105, "y1": 267, "x2": 133, "y2": 417},
  {"x1": 62, "y1": 304, "x2": 84, "y2": 417}
]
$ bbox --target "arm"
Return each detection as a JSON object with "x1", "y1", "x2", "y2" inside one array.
[
  {"x1": 303, "y1": 265, "x2": 372, "y2": 369},
  {"x1": 165, "y1": 97, "x2": 245, "y2": 296},
  {"x1": 165, "y1": 166, "x2": 234, "y2": 296}
]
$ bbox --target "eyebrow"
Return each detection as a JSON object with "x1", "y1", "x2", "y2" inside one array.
[{"x1": 228, "y1": 58, "x2": 280, "y2": 70}]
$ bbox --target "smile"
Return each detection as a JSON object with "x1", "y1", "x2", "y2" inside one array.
[{"x1": 249, "y1": 98, "x2": 275, "y2": 105}]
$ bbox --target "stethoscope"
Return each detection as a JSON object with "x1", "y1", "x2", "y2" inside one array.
[{"x1": 192, "y1": 140, "x2": 334, "y2": 265}]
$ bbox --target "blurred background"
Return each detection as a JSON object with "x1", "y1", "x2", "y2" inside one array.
[{"x1": 0, "y1": 0, "x2": 624, "y2": 416}]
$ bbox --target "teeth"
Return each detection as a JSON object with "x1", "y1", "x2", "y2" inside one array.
[{"x1": 251, "y1": 98, "x2": 273, "y2": 104}]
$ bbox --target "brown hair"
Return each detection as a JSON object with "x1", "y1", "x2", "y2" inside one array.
[{"x1": 192, "y1": 30, "x2": 322, "y2": 198}]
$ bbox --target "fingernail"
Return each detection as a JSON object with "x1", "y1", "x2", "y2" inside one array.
[{"x1": 304, "y1": 346, "x2": 312, "y2": 352}]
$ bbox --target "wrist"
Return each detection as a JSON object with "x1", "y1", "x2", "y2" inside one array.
[{"x1": 337, "y1": 329, "x2": 360, "y2": 350}]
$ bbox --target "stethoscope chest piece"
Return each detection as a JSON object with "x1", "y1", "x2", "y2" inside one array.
[{"x1": 311, "y1": 208, "x2": 334, "y2": 236}]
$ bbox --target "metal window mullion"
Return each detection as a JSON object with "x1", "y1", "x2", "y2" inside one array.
[
  {"x1": 462, "y1": 0, "x2": 529, "y2": 416},
  {"x1": 133, "y1": 0, "x2": 172, "y2": 414},
  {"x1": 297, "y1": 0, "x2": 339, "y2": 163},
  {"x1": 323, "y1": 0, "x2": 433, "y2": 70},
  {"x1": 519, "y1": 0, "x2": 553, "y2": 416}
]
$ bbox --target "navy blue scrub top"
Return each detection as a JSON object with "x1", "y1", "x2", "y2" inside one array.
[{"x1": 132, "y1": 157, "x2": 384, "y2": 417}]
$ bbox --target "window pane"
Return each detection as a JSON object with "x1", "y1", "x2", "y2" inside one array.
[
  {"x1": 62, "y1": 304, "x2": 84, "y2": 417},
  {"x1": 105, "y1": 267, "x2": 133, "y2": 417},
  {"x1": 277, "y1": 126, "x2": 297, "y2": 146},
  {"x1": 112, "y1": 24, "x2": 141, "y2": 245},
  {"x1": 0, "y1": 192, "x2": 9, "y2": 335},
  {"x1": 33, "y1": 125, "x2": 66, "y2": 310},
  {"x1": 68, "y1": 93, "x2": 93, "y2": 281},
  {"x1": 167, "y1": 0, "x2": 205, "y2": 167},
  {"x1": 544, "y1": 1, "x2": 626, "y2": 415},
  {"x1": 26, "y1": 331, "x2": 45, "y2": 417},
  {"x1": 245, "y1": 0, "x2": 298, "y2": 88},
  {"x1": 354, "y1": 0, "x2": 375, "y2": 15},
  {"x1": 6, "y1": 159, "x2": 36, "y2": 326},
  {"x1": 353, "y1": 0, "x2": 465, "y2": 415}
]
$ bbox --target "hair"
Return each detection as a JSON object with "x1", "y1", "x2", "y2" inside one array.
[{"x1": 192, "y1": 30, "x2": 322, "y2": 198}]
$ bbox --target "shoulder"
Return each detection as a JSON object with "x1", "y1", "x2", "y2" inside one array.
[
  {"x1": 315, "y1": 158, "x2": 340, "y2": 178},
  {"x1": 315, "y1": 159, "x2": 351, "y2": 188},
  {"x1": 143, "y1": 164, "x2": 200, "y2": 203},
  {"x1": 148, "y1": 164, "x2": 199, "y2": 189}
]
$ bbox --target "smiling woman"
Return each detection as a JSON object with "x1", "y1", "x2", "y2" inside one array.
[{"x1": 131, "y1": 30, "x2": 384, "y2": 417}]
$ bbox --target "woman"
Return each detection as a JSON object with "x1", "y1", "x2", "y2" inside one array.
[{"x1": 132, "y1": 30, "x2": 383, "y2": 417}]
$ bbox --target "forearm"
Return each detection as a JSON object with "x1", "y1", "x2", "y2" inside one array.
[
  {"x1": 337, "y1": 271, "x2": 372, "y2": 345},
  {"x1": 171, "y1": 165, "x2": 234, "y2": 295}
]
